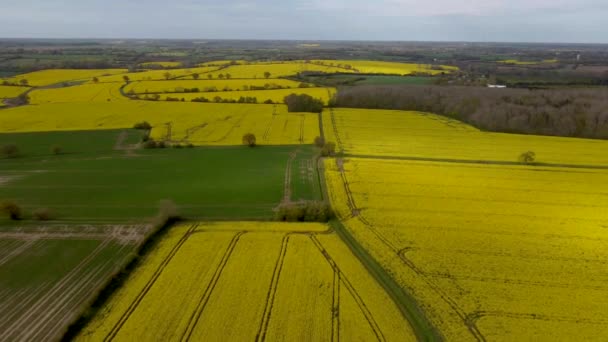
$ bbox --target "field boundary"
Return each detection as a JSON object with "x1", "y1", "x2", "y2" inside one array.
[
  {"x1": 310, "y1": 234, "x2": 385, "y2": 342},
  {"x1": 60, "y1": 218, "x2": 184, "y2": 341},
  {"x1": 329, "y1": 219, "x2": 443, "y2": 342},
  {"x1": 104, "y1": 224, "x2": 197, "y2": 341},
  {"x1": 344, "y1": 153, "x2": 608, "y2": 170}
]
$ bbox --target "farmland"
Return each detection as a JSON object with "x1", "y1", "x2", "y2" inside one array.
[
  {"x1": 0, "y1": 130, "x2": 321, "y2": 223},
  {"x1": 310, "y1": 60, "x2": 458, "y2": 75},
  {"x1": 124, "y1": 78, "x2": 305, "y2": 94},
  {"x1": 153, "y1": 87, "x2": 334, "y2": 105},
  {"x1": 323, "y1": 107, "x2": 608, "y2": 340},
  {"x1": 92, "y1": 66, "x2": 221, "y2": 83},
  {"x1": 0, "y1": 225, "x2": 148, "y2": 342},
  {"x1": 5, "y1": 69, "x2": 128, "y2": 87},
  {"x1": 139, "y1": 61, "x2": 183, "y2": 68},
  {"x1": 76, "y1": 222, "x2": 416, "y2": 341},
  {"x1": 28, "y1": 82, "x2": 125, "y2": 104},
  {"x1": 0, "y1": 85, "x2": 29, "y2": 99},
  {"x1": 323, "y1": 108, "x2": 608, "y2": 166},
  {"x1": 2, "y1": 44, "x2": 607, "y2": 342},
  {"x1": 0, "y1": 102, "x2": 320, "y2": 146}
]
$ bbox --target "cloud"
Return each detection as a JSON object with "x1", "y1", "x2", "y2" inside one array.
[{"x1": 0, "y1": 0, "x2": 607, "y2": 42}]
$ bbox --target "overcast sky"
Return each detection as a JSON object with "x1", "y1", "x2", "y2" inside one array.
[{"x1": 1, "y1": 0, "x2": 607, "y2": 43}]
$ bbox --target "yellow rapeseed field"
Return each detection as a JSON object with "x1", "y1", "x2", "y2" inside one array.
[
  {"x1": 77, "y1": 222, "x2": 416, "y2": 341},
  {"x1": 155, "y1": 87, "x2": 335, "y2": 105},
  {"x1": 28, "y1": 82, "x2": 126, "y2": 104},
  {"x1": 324, "y1": 108, "x2": 608, "y2": 166},
  {"x1": 204, "y1": 62, "x2": 347, "y2": 79},
  {"x1": 196, "y1": 59, "x2": 459, "y2": 77},
  {"x1": 7, "y1": 69, "x2": 128, "y2": 87},
  {"x1": 139, "y1": 61, "x2": 183, "y2": 68},
  {"x1": 311, "y1": 60, "x2": 458, "y2": 75},
  {"x1": 123, "y1": 78, "x2": 305, "y2": 94},
  {"x1": 93, "y1": 66, "x2": 220, "y2": 83},
  {"x1": 198, "y1": 60, "x2": 248, "y2": 66},
  {"x1": 0, "y1": 101, "x2": 320, "y2": 146},
  {"x1": 324, "y1": 157, "x2": 608, "y2": 341},
  {"x1": 0, "y1": 85, "x2": 29, "y2": 99},
  {"x1": 499, "y1": 59, "x2": 558, "y2": 65}
]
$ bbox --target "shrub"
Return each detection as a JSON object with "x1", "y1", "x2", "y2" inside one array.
[
  {"x1": 154, "y1": 199, "x2": 180, "y2": 224},
  {"x1": 51, "y1": 145, "x2": 62, "y2": 155},
  {"x1": 275, "y1": 201, "x2": 334, "y2": 222},
  {"x1": 186, "y1": 143, "x2": 195, "y2": 148},
  {"x1": 519, "y1": 151, "x2": 536, "y2": 164},
  {"x1": 284, "y1": 93, "x2": 324, "y2": 113},
  {"x1": 242, "y1": 133, "x2": 257, "y2": 147},
  {"x1": 133, "y1": 121, "x2": 152, "y2": 130},
  {"x1": 1, "y1": 144, "x2": 19, "y2": 158},
  {"x1": 33, "y1": 208, "x2": 53, "y2": 221},
  {"x1": 143, "y1": 139, "x2": 158, "y2": 149},
  {"x1": 172, "y1": 144, "x2": 183, "y2": 149},
  {"x1": 157, "y1": 141, "x2": 167, "y2": 149},
  {"x1": 1, "y1": 201, "x2": 22, "y2": 220},
  {"x1": 321, "y1": 142, "x2": 336, "y2": 157},
  {"x1": 314, "y1": 136, "x2": 325, "y2": 148}
]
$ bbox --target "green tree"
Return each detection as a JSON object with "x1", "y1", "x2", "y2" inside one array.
[
  {"x1": 1, "y1": 201, "x2": 22, "y2": 220},
  {"x1": 519, "y1": 151, "x2": 536, "y2": 164},
  {"x1": 242, "y1": 133, "x2": 257, "y2": 147}
]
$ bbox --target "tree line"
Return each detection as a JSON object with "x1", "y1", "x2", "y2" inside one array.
[{"x1": 333, "y1": 85, "x2": 608, "y2": 139}]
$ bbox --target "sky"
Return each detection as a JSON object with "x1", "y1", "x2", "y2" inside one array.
[{"x1": 1, "y1": 0, "x2": 607, "y2": 43}]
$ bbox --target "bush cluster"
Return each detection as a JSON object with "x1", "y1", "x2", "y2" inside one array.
[
  {"x1": 284, "y1": 93, "x2": 324, "y2": 113},
  {"x1": 0, "y1": 201, "x2": 54, "y2": 221},
  {"x1": 143, "y1": 139, "x2": 167, "y2": 149},
  {"x1": 133, "y1": 121, "x2": 152, "y2": 130},
  {"x1": 519, "y1": 151, "x2": 536, "y2": 164},
  {"x1": 1, "y1": 201, "x2": 22, "y2": 220},
  {"x1": 275, "y1": 201, "x2": 334, "y2": 222},
  {"x1": 1, "y1": 144, "x2": 19, "y2": 158},
  {"x1": 242, "y1": 133, "x2": 257, "y2": 147}
]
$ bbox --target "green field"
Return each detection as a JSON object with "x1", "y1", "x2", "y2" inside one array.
[
  {"x1": 0, "y1": 129, "x2": 321, "y2": 224},
  {"x1": 296, "y1": 74, "x2": 435, "y2": 86},
  {"x1": 0, "y1": 231, "x2": 140, "y2": 341},
  {"x1": 354, "y1": 75, "x2": 435, "y2": 85}
]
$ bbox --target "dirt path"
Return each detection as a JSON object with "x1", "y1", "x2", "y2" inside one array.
[
  {"x1": 282, "y1": 151, "x2": 298, "y2": 204},
  {"x1": 0, "y1": 176, "x2": 21, "y2": 186},
  {"x1": 113, "y1": 131, "x2": 128, "y2": 150}
]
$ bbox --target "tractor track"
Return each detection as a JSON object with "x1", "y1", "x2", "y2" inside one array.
[{"x1": 104, "y1": 224, "x2": 197, "y2": 341}]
